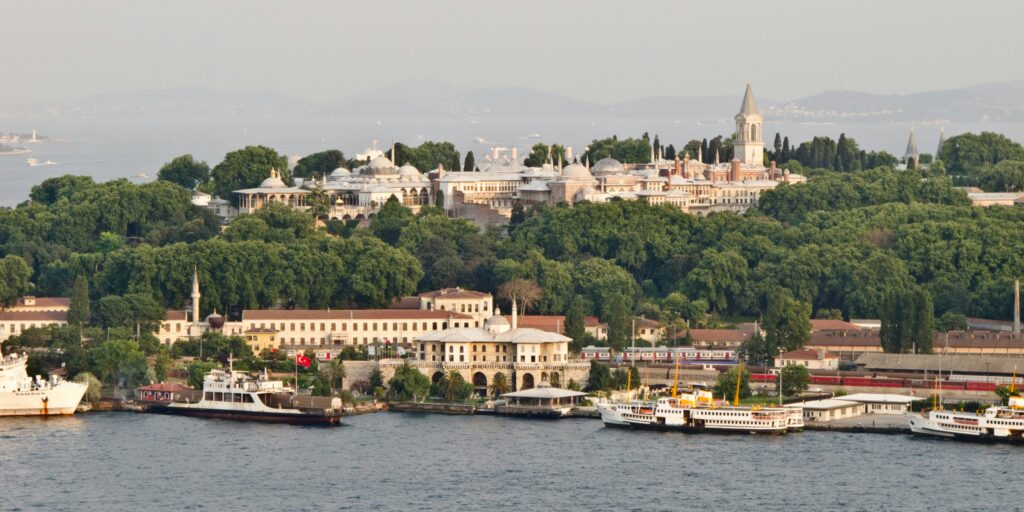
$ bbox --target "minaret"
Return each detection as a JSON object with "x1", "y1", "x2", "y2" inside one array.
[
  {"x1": 511, "y1": 297, "x2": 518, "y2": 330},
  {"x1": 904, "y1": 128, "x2": 920, "y2": 170},
  {"x1": 191, "y1": 267, "x2": 201, "y2": 325},
  {"x1": 391, "y1": 143, "x2": 396, "y2": 166},
  {"x1": 936, "y1": 127, "x2": 946, "y2": 159},
  {"x1": 733, "y1": 83, "x2": 764, "y2": 166}
]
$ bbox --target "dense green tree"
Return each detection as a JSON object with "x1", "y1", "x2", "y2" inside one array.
[
  {"x1": 740, "y1": 331, "x2": 773, "y2": 367},
  {"x1": 938, "y1": 132, "x2": 1024, "y2": 175},
  {"x1": 0, "y1": 255, "x2": 32, "y2": 307},
  {"x1": 586, "y1": 360, "x2": 612, "y2": 391},
  {"x1": 386, "y1": 360, "x2": 431, "y2": 401},
  {"x1": 386, "y1": 141, "x2": 459, "y2": 173},
  {"x1": 714, "y1": 367, "x2": 751, "y2": 402},
  {"x1": 780, "y1": 364, "x2": 810, "y2": 397},
  {"x1": 154, "y1": 346, "x2": 172, "y2": 382},
  {"x1": 371, "y1": 196, "x2": 414, "y2": 246},
  {"x1": 90, "y1": 338, "x2": 149, "y2": 387},
  {"x1": 211, "y1": 145, "x2": 290, "y2": 202},
  {"x1": 880, "y1": 287, "x2": 935, "y2": 353},
  {"x1": 580, "y1": 135, "x2": 652, "y2": 164},
  {"x1": 431, "y1": 370, "x2": 474, "y2": 401},
  {"x1": 306, "y1": 184, "x2": 331, "y2": 221},
  {"x1": 67, "y1": 275, "x2": 90, "y2": 327},
  {"x1": 463, "y1": 151, "x2": 476, "y2": 172},
  {"x1": 187, "y1": 360, "x2": 218, "y2": 388},
  {"x1": 763, "y1": 287, "x2": 811, "y2": 352},
  {"x1": 157, "y1": 154, "x2": 210, "y2": 190},
  {"x1": 523, "y1": 143, "x2": 566, "y2": 167},
  {"x1": 293, "y1": 150, "x2": 346, "y2": 179},
  {"x1": 564, "y1": 298, "x2": 587, "y2": 353},
  {"x1": 935, "y1": 311, "x2": 968, "y2": 332},
  {"x1": 975, "y1": 160, "x2": 1024, "y2": 192}
]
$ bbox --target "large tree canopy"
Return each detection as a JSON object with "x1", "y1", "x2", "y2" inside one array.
[{"x1": 210, "y1": 145, "x2": 290, "y2": 201}]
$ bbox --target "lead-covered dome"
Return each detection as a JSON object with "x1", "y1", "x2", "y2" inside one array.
[
  {"x1": 560, "y1": 163, "x2": 592, "y2": 179},
  {"x1": 592, "y1": 157, "x2": 624, "y2": 176}
]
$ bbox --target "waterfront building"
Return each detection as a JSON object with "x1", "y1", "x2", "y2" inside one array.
[
  {"x1": 499, "y1": 380, "x2": 587, "y2": 417},
  {"x1": 686, "y1": 328, "x2": 755, "y2": 350},
  {"x1": 787, "y1": 399, "x2": 863, "y2": 422},
  {"x1": 807, "y1": 329, "x2": 1024, "y2": 360},
  {"x1": 0, "y1": 296, "x2": 70, "y2": 342},
  {"x1": 837, "y1": 393, "x2": 921, "y2": 414},
  {"x1": 373, "y1": 305, "x2": 592, "y2": 392}
]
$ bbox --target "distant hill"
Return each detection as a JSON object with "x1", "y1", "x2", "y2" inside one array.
[{"x1": 3, "y1": 80, "x2": 1024, "y2": 123}]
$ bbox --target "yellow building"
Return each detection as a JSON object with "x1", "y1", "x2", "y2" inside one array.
[{"x1": 244, "y1": 328, "x2": 279, "y2": 354}]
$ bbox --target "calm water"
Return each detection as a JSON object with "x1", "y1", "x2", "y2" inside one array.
[
  {"x1": 0, "y1": 412, "x2": 1018, "y2": 512},
  {"x1": 2, "y1": 116, "x2": 1022, "y2": 206}
]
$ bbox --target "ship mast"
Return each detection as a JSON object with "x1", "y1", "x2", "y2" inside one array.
[
  {"x1": 734, "y1": 363, "x2": 743, "y2": 406},
  {"x1": 671, "y1": 351, "x2": 681, "y2": 399}
]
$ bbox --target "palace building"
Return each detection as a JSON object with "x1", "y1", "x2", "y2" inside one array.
[{"x1": 207, "y1": 85, "x2": 804, "y2": 225}]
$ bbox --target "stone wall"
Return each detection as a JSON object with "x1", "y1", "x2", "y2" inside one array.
[{"x1": 343, "y1": 359, "x2": 591, "y2": 394}]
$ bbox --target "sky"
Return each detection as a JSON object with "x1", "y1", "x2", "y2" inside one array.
[{"x1": 2, "y1": 0, "x2": 1022, "y2": 105}]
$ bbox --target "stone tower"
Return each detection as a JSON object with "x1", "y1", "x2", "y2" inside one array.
[
  {"x1": 191, "y1": 267, "x2": 201, "y2": 324},
  {"x1": 904, "y1": 128, "x2": 920, "y2": 170},
  {"x1": 733, "y1": 83, "x2": 764, "y2": 167}
]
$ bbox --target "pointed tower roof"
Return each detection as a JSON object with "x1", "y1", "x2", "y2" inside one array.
[
  {"x1": 738, "y1": 83, "x2": 759, "y2": 116},
  {"x1": 904, "y1": 128, "x2": 919, "y2": 158},
  {"x1": 936, "y1": 127, "x2": 946, "y2": 157}
]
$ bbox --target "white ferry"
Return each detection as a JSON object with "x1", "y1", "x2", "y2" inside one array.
[
  {"x1": 597, "y1": 395, "x2": 791, "y2": 434},
  {"x1": 0, "y1": 340, "x2": 87, "y2": 417},
  {"x1": 907, "y1": 395, "x2": 1024, "y2": 443},
  {"x1": 153, "y1": 364, "x2": 343, "y2": 426}
]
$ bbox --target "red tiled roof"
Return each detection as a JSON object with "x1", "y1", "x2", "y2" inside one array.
[
  {"x1": 389, "y1": 296, "x2": 422, "y2": 309},
  {"x1": 138, "y1": 382, "x2": 190, "y2": 392},
  {"x1": 810, "y1": 319, "x2": 861, "y2": 332},
  {"x1": 418, "y1": 288, "x2": 491, "y2": 299},
  {"x1": 243, "y1": 309, "x2": 473, "y2": 321},
  {"x1": 165, "y1": 310, "x2": 188, "y2": 321},
  {"x1": 14, "y1": 297, "x2": 71, "y2": 309},
  {"x1": 0, "y1": 311, "x2": 68, "y2": 322},
  {"x1": 684, "y1": 329, "x2": 751, "y2": 342},
  {"x1": 779, "y1": 349, "x2": 838, "y2": 360}
]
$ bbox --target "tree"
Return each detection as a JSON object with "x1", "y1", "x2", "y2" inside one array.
[
  {"x1": 324, "y1": 357, "x2": 346, "y2": 396},
  {"x1": 67, "y1": 276, "x2": 90, "y2": 327},
  {"x1": 464, "y1": 151, "x2": 475, "y2": 172},
  {"x1": 306, "y1": 184, "x2": 331, "y2": 221},
  {"x1": 90, "y1": 338, "x2": 149, "y2": 387},
  {"x1": 497, "y1": 278, "x2": 542, "y2": 314},
  {"x1": 154, "y1": 346, "x2": 172, "y2": 382},
  {"x1": 74, "y1": 372, "x2": 102, "y2": 403},
  {"x1": 0, "y1": 255, "x2": 32, "y2": 308},
  {"x1": 432, "y1": 370, "x2": 473, "y2": 401},
  {"x1": 939, "y1": 132, "x2": 1024, "y2": 175},
  {"x1": 293, "y1": 150, "x2": 346, "y2": 179},
  {"x1": 368, "y1": 368, "x2": 385, "y2": 394},
  {"x1": 434, "y1": 190, "x2": 445, "y2": 210},
  {"x1": 880, "y1": 287, "x2": 935, "y2": 353},
  {"x1": 740, "y1": 331, "x2": 773, "y2": 367},
  {"x1": 586, "y1": 360, "x2": 612, "y2": 391},
  {"x1": 764, "y1": 288, "x2": 811, "y2": 352},
  {"x1": 714, "y1": 367, "x2": 751, "y2": 402},
  {"x1": 489, "y1": 372, "x2": 511, "y2": 396},
  {"x1": 564, "y1": 298, "x2": 588, "y2": 353},
  {"x1": 371, "y1": 196, "x2": 413, "y2": 246},
  {"x1": 157, "y1": 154, "x2": 210, "y2": 190},
  {"x1": 935, "y1": 311, "x2": 967, "y2": 332},
  {"x1": 386, "y1": 360, "x2": 430, "y2": 401},
  {"x1": 524, "y1": 143, "x2": 566, "y2": 167},
  {"x1": 211, "y1": 145, "x2": 289, "y2": 202},
  {"x1": 976, "y1": 160, "x2": 1024, "y2": 192},
  {"x1": 780, "y1": 364, "x2": 810, "y2": 397},
  {"x1": 187, "y1": 360, "x2": 218, "y2": 388}
]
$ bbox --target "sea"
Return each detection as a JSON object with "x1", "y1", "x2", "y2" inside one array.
[
  {"x1": 2, "y1": 116, "x2": 1023, "y2": 207},
  {"x1": 0, "y1": 412, "x2": 1018, "y2": 512}
]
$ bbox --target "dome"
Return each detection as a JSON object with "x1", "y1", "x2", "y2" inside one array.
[
  {"x1": 205, "y1": 311, "x2": 225, "y2": 330},
  {"x1": 259, "y1": 174, "x2": 287, "y2": 188},
  {"x1": 398, "y1": 163, "x2": 420, "y2": 177},
  {"x1": 369, "y1": 155, "x2": 394, "y2": 170},
  {"x1": 329, "y1": 167, "x2": 351, "y2": 178},
  {"x1": 592, "y1": 157, "x2": 624, "y2": 176},
  {"x1": 560, "y1": 163, "x2": 592, "y2": 180},
  {"x1": 483, "y1": 309, "x2": 511, "y2": 334}
]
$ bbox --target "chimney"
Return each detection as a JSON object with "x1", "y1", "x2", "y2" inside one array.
[
  {"x1": 566, "y1": 146, "x2": 574, "y2": 162},
  {"x1": 770, "y1": 160, "x2": 777, "y2": 178},
  {"x1": 1015, "y1": 279, "x2": 1020, "y2": 335},
  {"x1": 730, "y1": 159, "x2": 741, "y2": 182}
]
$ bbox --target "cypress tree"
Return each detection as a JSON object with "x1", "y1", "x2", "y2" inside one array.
[
  {"x1": 773, "y1": 132, "x2": 783, "y2": 161},
  {"x1": 464, "y1": 151, "x2": 475, "y2": 172},
  {"x1": 68, "y1": 275, "x2": 90, "y2": 327}
]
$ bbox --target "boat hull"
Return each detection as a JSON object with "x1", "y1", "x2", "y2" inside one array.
[
  {"x1": 150, "y1": 404, "x2": 342, "y2": 426},
  {"x1": 0, "y1": 383, "x2": 88, "y2": 417},
  {"x1": 601, "y1": 419, "x2": 786, "y2": 434}
]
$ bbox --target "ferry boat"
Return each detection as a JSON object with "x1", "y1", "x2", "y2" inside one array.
[
  {"x1": 597, "y1": 395, "x2": 791, "y2": 434},
  {"x1": 0, "y1": 340, "x2": 87, "y2": 417},
  {"x1": 152, "y1": 364, "x2": 343, "y2": 425},
  {"x1": 907, "y1": 394, "x2": 1024, "y2": 443}
]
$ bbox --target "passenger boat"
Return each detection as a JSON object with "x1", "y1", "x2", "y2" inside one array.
[
  {"x1": 907, "y1": 375, "x2": 1024, "y2": 443},
  {"x1": 597, "y1": 361, "x2": 794, "y2": 434},
  {"x1": 0, "y1": 339, "x2": 87, "y2": 417},
  {"x1": 151, "y1": 363, "x2": 343, "y2": 426}
]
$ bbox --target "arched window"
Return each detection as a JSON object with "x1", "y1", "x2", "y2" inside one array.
[{"x1": 750, "y1": 125, "x2": 757, "y2": 141}]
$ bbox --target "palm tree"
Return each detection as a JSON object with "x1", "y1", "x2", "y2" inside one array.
[
  {"x1": 489, "y1": 372, "x2": 511, "y2": 396},
  {"x1": 325, "y1": 357, "x2": 346, "y2": 397}
]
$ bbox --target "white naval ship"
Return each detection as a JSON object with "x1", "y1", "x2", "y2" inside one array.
[{"x1": 0, "y1": 339, "x2": 87, "y2": 417}]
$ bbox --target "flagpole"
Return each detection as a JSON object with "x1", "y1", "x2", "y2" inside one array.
[{"x1": 294, "y1": 350, "x2": 298, "y2": 391}]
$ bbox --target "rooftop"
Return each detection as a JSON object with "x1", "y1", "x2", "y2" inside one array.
[
  {"x1": 502, "y1": 386, "x2": 587, "y2": 399},
  {"x1": 855, "y1": 353, "x2": 1024, "y2": 375},
  {"x1": 838, "y1": 393, "x2": 923, "y2": 404}
]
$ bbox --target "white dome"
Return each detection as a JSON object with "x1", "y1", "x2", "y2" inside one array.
[
  {"x1": 398, "y1": 164, "x2": 420, "y2": 176},
  {"x1": 560, "y1": 163, "x2": 592, "y2": 179},
  {"x1": 592, "y1": 157, "x2": 624, "y2": 176},
  {"x1": 330, "y1": 167, "x2": 351, "y2": 177},
  {"x1": 259, "y1": 175, "x2": 287, "y2": 188},
  {"x1": 483, "y1": 310, "x2": 511, "y2": 334},
  {"x1": 369, "y1": 155, "x2": 394, "y2": 169}
]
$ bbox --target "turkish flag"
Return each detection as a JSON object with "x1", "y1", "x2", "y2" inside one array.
[{"x1": 296, "y1": 354, "x2": 311, "y2": 368}]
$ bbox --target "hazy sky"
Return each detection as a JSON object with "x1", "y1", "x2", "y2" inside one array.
[{"x1": 2, "y1": 0, "x2": 1022, "y2": 104}]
